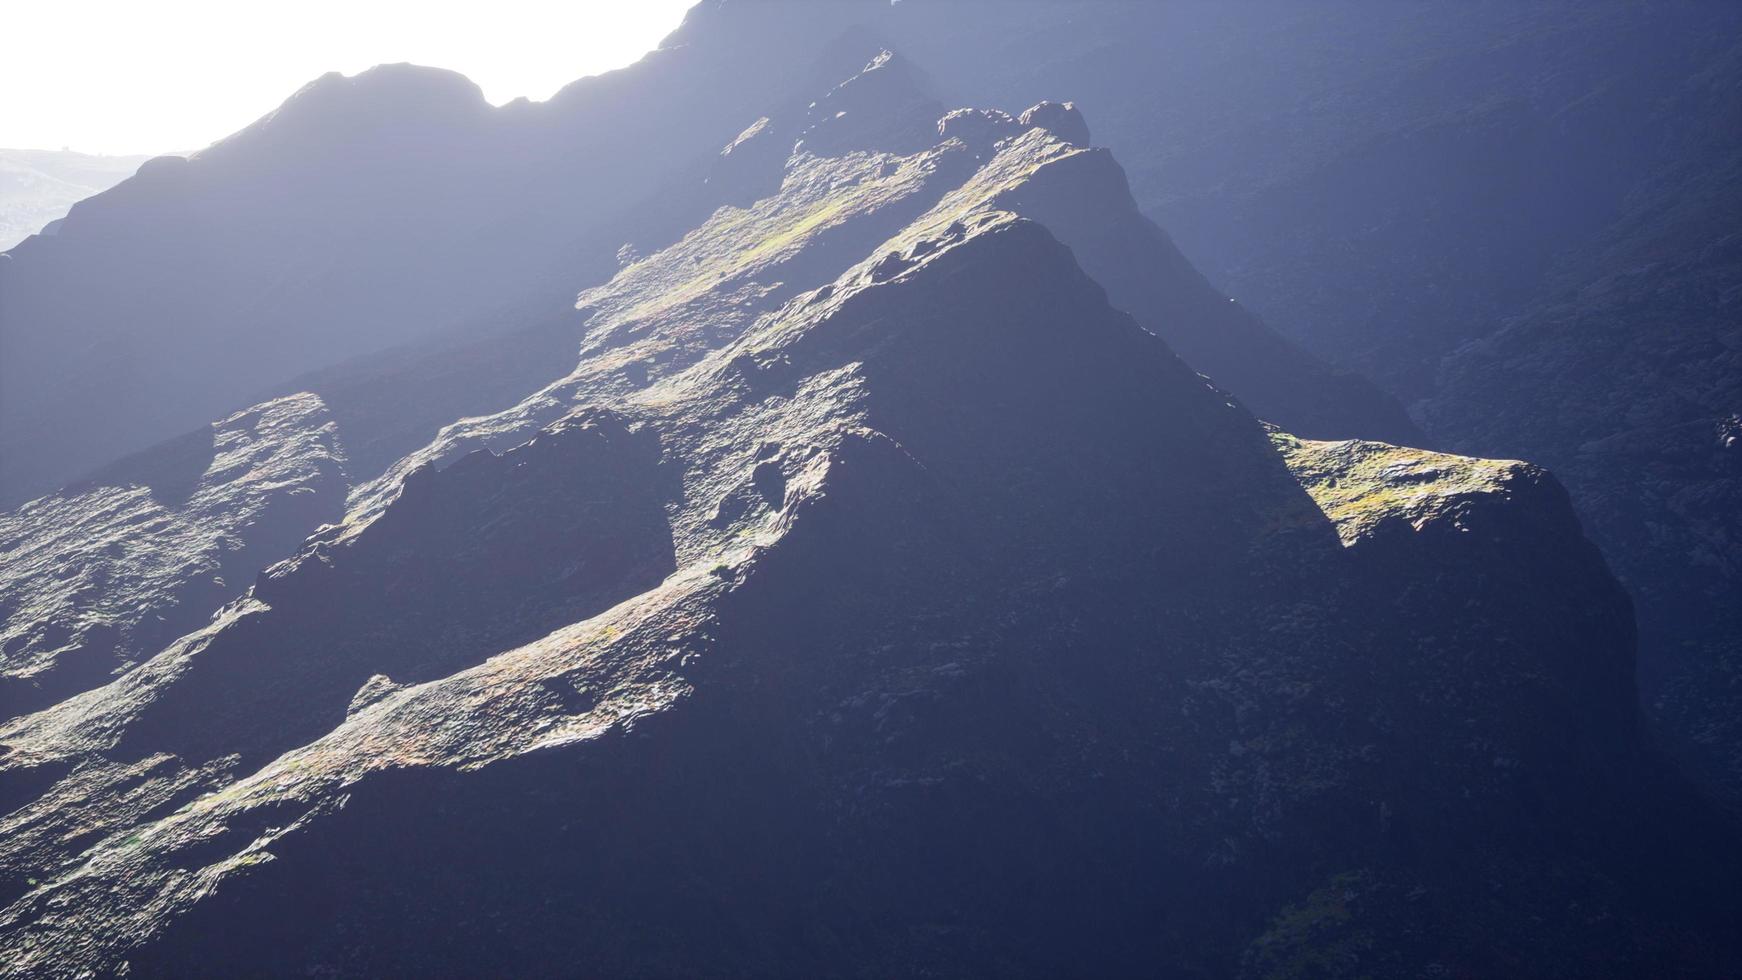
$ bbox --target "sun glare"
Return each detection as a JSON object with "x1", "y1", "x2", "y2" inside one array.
[{"x1": 0, "y1": 0, "x2": 695, "y2": 154}]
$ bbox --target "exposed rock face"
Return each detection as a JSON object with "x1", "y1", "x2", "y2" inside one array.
[
  {"x1": 0, "y1": 10, "x2": 1735, "y2": 976},
  {"x1": 1017, "y1": 100, "x2": 1090, "y2": 147},
  {"x1": 0, "y1": 394, "x2": 346, "y2": 716},
  {"x1": 1273, "y1": 431, "x2": 1638, "y2": 751},
  {"x1": 965, "y1": 129, "x2": 1419, "y2": 443},
  {"x1": 0, "y1": 408, "x2": 672, "y2": 913},
  {"x1": 1275, "y1": 433, "x2": 1540, "y2": 545},
  {"x1": 938, "y1": 106, "x2": 1021, "y2": 146},
  {"x1": 0, "y1": 4, "x2": 884, "y2": 506},
  {"x1": 795, "y1": 50, "x2": 943, "y2": 158},
  {"x1": 1, "y1": 166, "x2": 1729, "y2": 979}
]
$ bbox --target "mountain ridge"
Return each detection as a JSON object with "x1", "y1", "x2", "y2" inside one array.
[
  {"x1": 7, "y1": 199, "x2": 1715, "y2": 977},
  {"x1": 2, "y1": 3, "x2": 1738, "y2": 973}
]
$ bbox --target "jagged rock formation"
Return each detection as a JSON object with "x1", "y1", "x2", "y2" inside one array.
[
  {"x1": 4, "y1": 64, "x2": 1737, "y2": 971},
  {"x1": 795, "y1": 50, "x2": 943, "y2": 158},
  {"x1": 0, "y1": 395, "x2": 346, "y2": 716},
  {"x1": 327, "y1": 62, "x2": 1415, "y2": 513},
  {"x1": 4, "y1": 205, "x2": 1722, "y2": 977},
  {"x1": 963, "y1": 123, "x2": 1417, "y2": 444},
  {"x1": 0, "y1": 4, "x2": 886, "y2": 506},
  {"x1": 1, "y1": 5, "x2": 1737, "y2": 975},
  {"x1": 0, "y1": 5, "x2": 1429, "y2": 510}
]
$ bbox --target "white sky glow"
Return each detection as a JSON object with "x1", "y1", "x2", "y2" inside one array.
[{"x1": 1, "y1": 0, "x2": 696, "y2": 155}]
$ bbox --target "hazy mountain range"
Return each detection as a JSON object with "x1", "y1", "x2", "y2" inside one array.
[{"x1": 2, "y1": 1, "x2": 1738, "y2": 975}]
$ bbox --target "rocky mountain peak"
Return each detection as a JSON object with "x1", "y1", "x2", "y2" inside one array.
[{"x1": 2, "y1": 4, "x2": 1737, "y2": 975}]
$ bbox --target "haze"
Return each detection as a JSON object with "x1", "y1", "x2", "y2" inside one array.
[{"x1": 0, "y1": 0, "x2": 693, "y2": 155}]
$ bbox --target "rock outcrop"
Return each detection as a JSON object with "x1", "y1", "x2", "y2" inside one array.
[{"x1": 0, "y1": 394, "x2": 346, "y2": 716}]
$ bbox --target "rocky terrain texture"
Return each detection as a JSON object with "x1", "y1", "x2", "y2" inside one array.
[
  {"x1": 0, "y1": 395, "x2": 346, "y2": 717},
  {"x1": 0, "y1": 4, "x2": 894, "y2": 506},
  {"x1": 1, "y1": 3, "x2": 1739, "y2": 975},
  {"x1": 3, "y1": 202, "x2": 1730, "y2": 978},
  {"x1": 0, "y1": 149, "x2": 149, "y2": 251}
]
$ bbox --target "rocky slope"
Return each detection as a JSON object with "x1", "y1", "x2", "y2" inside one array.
[
  {"x1": 3, "y1": 49, "x2": 1737, "y2": 969},
  {"x1": 4, "y1": 201, "x2": 1725, "y2": 977},
  {"x1": 141, "y1": 46, "x2": 1411, "y2": 521},
  {"x1": 847, "y1": 0, "x2": 1742, "y2": 801},
  {"x1": 877, "y1": 0, "x2": 1739, "y2": 389},
  {"x1": 0, "y1": 394, "x2": 346, "y2": 717},
  {"x1": 0, "y1": 20, "x2": 1412, "y2": 512},
  {"x1": 1, "y1": 5, "x2": 1737, "y2": 974},
  {"x1": 1423, "y1": 38, "x2": 1742, "y2": 797},
  {"x1": 0, "y1": 3, "x2": 884, "y2": 506}
]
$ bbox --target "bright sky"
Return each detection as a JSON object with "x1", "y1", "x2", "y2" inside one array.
[{"x1": 0, "y1": 0, "x2": 696, "y2": 155}]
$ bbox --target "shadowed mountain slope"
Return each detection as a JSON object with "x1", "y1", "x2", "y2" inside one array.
[
  {"x1": 858, "y1": 0, "x2": 1742, "y2": 801},
  {"x1": 0, "y1": 5, "x2": 1737, "y2": 975},
  {"x1": 1422, "y1": 41, "x2": 1742, "y2": 797},
  {"x1": 3, "y1": 125, "x2": 1735, "y2": 978}
]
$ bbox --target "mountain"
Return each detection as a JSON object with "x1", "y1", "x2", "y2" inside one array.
[
  {"x1": 0, "y1": 50, "x2": 1415, "y2": 721},
  {"x1": 0, "y1": 10, "x2": 1412, "y2": 509},
  {"x1": 0, "y1": 2, "x2": 882, "y2": 507},
  {"x1": 0, "y1": 394, "x2": 347, "y2": 717},
  {"x1": 850, "y1": 0, "x2": 1742, "y2": 801},
  {"x1": 0, "y1": 149, "x2": 150, "y2": 250},
  {"x1": 0, "y1": 168, "x2": 1727, "y2": 980},
  {"x1": 2, "y1": 2, "x2": 1739, "y2": 974},
  {"x1": 877, "y1": 0, "x2": 1737, "y2": 389},
  {"x1": 4, "y1": 27, "x2": 1739, "y2": 972},
  {"x1": 1423, "y1": 38, "x2": 1742, "y2": 797}
]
